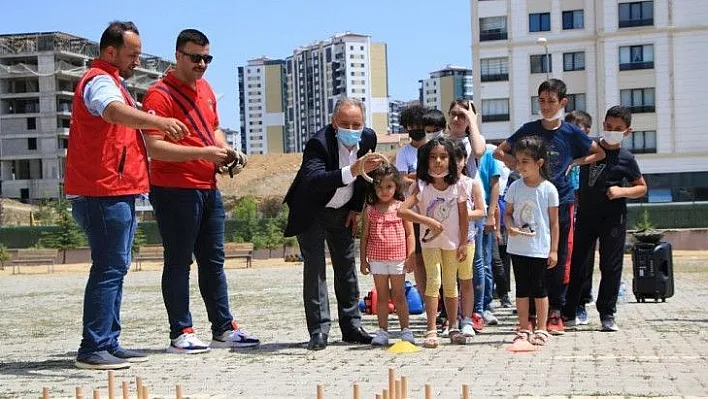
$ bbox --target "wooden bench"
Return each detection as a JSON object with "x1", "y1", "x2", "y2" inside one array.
[
  {"x1": 133, "y1": 245, "x2": 164, "y2": 271},
  {"x1": 11, "y1": 248, "x2": 58, "y2": 274},
  {"x1": 224, "y1": 242, "x2": 254, "y2": 268}
]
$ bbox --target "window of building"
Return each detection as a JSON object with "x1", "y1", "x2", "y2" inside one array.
[
  {"x1": 480, "y1": 16, "x2": 508, "y2": 41},
  {"x1": 360, "y1": 46, "x2": 364, "y2": 50},
  {"x1": 563, "y1": 52, "x2": 585, "y2": 71},
  {"x1": 565, "y1": 93, "x2": 587, "y2": 112},
  {"x1": 562, "y1": 10, "x2": 584, "y2": 29},
  {"x1": 531, "y1": 96, "x2": 540, "y2": 115},
  {"x1": 620, "y1": 88, "x2": 655, "y2": 113},
  {"x1": 530, "y1": 54, "x2": 552, "y2": 74},
  {"x1": 27, "y1": 137, "x2": 37, "y2": 150},
  {"x1": 481, "y1": 57, "x2": 509, "y2": 82},
  {"x1": 529, "y1": 12, "x2": 551, "y2": 32},
  {"x1": 619, "y1": 1, "x2": 654, "y2": 28},
  {"x1": 619, "y1": 44, "x2": 654, "y2": 70},
  {"x1": 481, "y1": 99, "x2": 510, "y2": 122},
  {"x1": 27, "y1": 117, "x2": 36, "y2": 130},
  {"x1": 623, "y1": 130, "x2": 657, "y2": 154}
]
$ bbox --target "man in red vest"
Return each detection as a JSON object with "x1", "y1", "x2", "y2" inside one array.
[
  {"x1": 65, "y1": 21, "x2": 189, "y2": 370},
  {"x1": 142, "y1": 29, "x2": 260, "y2": 354}
]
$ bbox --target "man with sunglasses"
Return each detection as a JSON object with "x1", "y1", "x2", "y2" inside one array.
[{"x1": 142, "y1": 29, "x2": 259, "y2": 354}]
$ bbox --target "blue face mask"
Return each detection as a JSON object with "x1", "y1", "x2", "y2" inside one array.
[{"x1": 336, "y1": 127, "x2": 363, "y2": 147}]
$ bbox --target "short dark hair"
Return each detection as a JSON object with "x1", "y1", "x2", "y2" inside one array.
[
  {"x1": 399, "y1": 104, "x2": 427, "y2": 129},
  {"x1": 452, "y1": 140, "x2": 469, "y2": 176},
  {"x1": 364, "y1": 164, "x2": 406, "y2": 205},
  {"x1": 416, "y1": 136, "x2": 459, "y2": 186},
  {"x1": 513, "y1": 136, "x2": 550, "y2": 180},
  {"x1": 422, "y1": 109, "x2": 447, "y2": 131},
  {"x1": 605, "y1": 105, "x2": 632, "y2": 128},
  {"x1": 176, "y1": 29, "x2": 209, "y2": 50},
  {"x1": 565, "y1": 110, "x2": 593, "y2": 130},
  {"x1": 538, "y1": 78, "x2": 567, "y2": 100},
  {"x1": 99, "y1": 21, "x2": 139, "y2": 51}
]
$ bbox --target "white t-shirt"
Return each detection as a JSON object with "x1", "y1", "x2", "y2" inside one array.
[
  {"x1": 505, "y1": 179, "x2": 559, "y2": 258},
  {"x1": 395, "y1": 144, "x2": 418, "y2": 174},
  {"x1": 416, "y1": 180, "x2": 468, "y2": 250}
]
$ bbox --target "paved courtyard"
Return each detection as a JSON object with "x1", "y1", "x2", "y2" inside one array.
[{"x1": 0, "y1": 252, "x2": 707, "y2": 398}]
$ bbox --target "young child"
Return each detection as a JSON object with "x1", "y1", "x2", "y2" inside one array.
[
  {"x1": 494, "y1": 79, "x2": 605, "y2": 335},
  {"x1": 505, "y1": 136, "x2": 559, "y2": 346},
  {"x1": 360, "y1": 164, "x2": 415, "y2": 346},
  {"x1": 399, "y1": 137, "x2": 469, "y2": 348},
  {"x1": 562, "y1": 106, "x2": 647, "y2": 332},
  {"x1": 453, "y1": 141, "x2": 486, "y2": 338},
  {"x1": 422, "y1": 108, "x2": 447, "y2": 138}
]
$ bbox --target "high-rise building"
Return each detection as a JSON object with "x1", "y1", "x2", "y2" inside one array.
[
  {"x1": 0, "y1": 32, "x2": 172, "y2": 202},
  {"x1": 471, "y1": 0, "x2": 708, "y2": 203},
  {"x1": 238, "y1": 33, "x2": 389, "y2": 154},
  {"x1": 237, "y1": 57, "x2": 286, "y2": 155},
  {"x1": 419, "y1": 65, "x2": 474, "y2": 111}
]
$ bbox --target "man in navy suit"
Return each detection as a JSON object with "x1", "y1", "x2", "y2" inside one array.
[{"x1": 284, "y1": 97, "x2": 383, "y2": 350}]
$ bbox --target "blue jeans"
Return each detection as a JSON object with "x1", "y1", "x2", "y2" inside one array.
[
  {"x1": 149, "y1": 186, "x2": 233, "y2": 339},
  {"x1": 72, "y1": 196, "x2": 137, "y2": 357},
  {"x1": 473, "y1": 220, "x2": 495, "y2": 314}
]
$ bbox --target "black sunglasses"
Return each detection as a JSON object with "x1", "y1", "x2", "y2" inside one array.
[{"x1": 179, "y1": 50, "x2": 213, "y2": 64}]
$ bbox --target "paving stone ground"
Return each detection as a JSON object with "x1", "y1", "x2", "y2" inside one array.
[{"x1": 0, "y1": 252, "x2": 706, "y2": 398}]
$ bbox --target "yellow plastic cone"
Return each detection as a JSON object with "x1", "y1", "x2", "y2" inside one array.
[{"x1": 386, "y1": 341, "x2": 420, "y2": 354}]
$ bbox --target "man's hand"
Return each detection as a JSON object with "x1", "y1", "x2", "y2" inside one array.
[
  {"x1": 360, "y1": 260, "x2": 370, "y2": 276},
  {"x1": 201, "y1": 146, "x2": 229, "y2": 163},
  {"x1": 157, "y1": 117, "x2": 190, "y2": 141},
  {"x1": 606, "y1": 186, "x2": 623, "y2": 200},
  {"x1": 547, "y1": 250, "x2": 558, "y2": 268},
  {"x1": 351, "y1": 153, "x2": 386, "y2": 177},
  {"x1": 345, "y1": 211, "x2": 360, "y2": 237}
]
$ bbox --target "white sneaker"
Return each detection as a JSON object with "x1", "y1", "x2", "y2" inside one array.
[
  {"x1": 211, "y1": 323, "x2": 261, "y2": 348},
  {"x1": 482, "y1": 310, "x2": 499, "y2": 325},
  {"x1": 461, "y1": 318, "x2": 476, "y2": 337},
  {"x1": 400, "y1": 328, "x2": 415, "y2": 344},
  {"x1": 167, "y1": 329, "x2": 210, "y2": 354},
  {"x1": 371, "y1": 329, "x2": 390, "y2": 346}
]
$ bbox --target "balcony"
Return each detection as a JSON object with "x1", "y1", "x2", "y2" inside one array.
[
  {"x1": 627, "y1": 105, "x2": 655, "y2": 113},
  {"x1": 480, "y1": 31, "x2": 508, "y2": 42},
  {"x1": 619, "y1": 18, "x2": 653, "y2": 28},
  {"x1": 619, "y1": 61, "x2": 654, "y2": 71},
  {"x1": 481, "y1": 73, "x2": 509, "y2": 82},
  {"x1": 482, "y1": 114, "x2": 510, "y2": 122}
]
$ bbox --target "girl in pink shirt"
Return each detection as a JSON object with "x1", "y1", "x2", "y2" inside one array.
[{"x1": 360, "y1": 164, "x2": 415, "y2": 346}]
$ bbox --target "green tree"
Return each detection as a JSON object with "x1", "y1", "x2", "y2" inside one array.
[
  {"x1": 40, "y1": 199, "x2": 86, "y2": 264},
  {"x1": 131, "y1": 225, "x2": 147, "y2": 256},
  {"x1": 262, "y1": 220, "x2": 284, "y2": 258},
  {"x1": 259, "y1": 196, "x2": 284, "y2": 219},
  {"x1": 0, "y1": 244, "x2": 9, "y2": 270}
]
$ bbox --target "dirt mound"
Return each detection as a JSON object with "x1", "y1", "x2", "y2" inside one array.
[
  {"x1": 0, "y1": 198, "x2": 37, "y2": 226},
  {"x1": 217, "y1": 153, "x2": 303, "y2": 199}
]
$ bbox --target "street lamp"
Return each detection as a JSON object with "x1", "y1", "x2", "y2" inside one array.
[{"x1": 537, "y1": 37, "x2": 550, "y2": 80}]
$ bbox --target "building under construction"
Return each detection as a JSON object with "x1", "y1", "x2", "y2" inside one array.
[{"x1": 0, "y1": 31, "x2": 173, "y2": 202}]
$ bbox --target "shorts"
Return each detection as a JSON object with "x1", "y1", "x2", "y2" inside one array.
[
  {"x1": 421, "y1": 245, "x2": 474, "y2": 298},
  {"x1": 369, "y1": 259, "x2": 406, "y2": 275},
  {"x1": 510, "y1": 254, "x2": 548, "y2": 298}
]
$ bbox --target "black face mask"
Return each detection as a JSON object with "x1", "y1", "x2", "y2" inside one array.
[{"x1": 408, "y1": 129, "x2": 426, "y2": 141}]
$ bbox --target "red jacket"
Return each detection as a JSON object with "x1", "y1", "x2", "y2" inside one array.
[{"x1": 64, "y1": 59, "x2": 149, "y2": 196}]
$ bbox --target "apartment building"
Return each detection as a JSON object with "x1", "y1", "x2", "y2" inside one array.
[
  {"x1": 471, "y1": 0, "x2": 708, "y2": 202},
  {"x1": 0, "y1": 32, "x2": 172, "y2": 202},
  {"x1": 419, "y1": 65, "x2": 474, "y2": 111},
  {"x1": 237, "y1": 58, "x2": 286, "y2": 154}
]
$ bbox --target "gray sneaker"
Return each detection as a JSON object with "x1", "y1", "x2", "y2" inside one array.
[
  {"x1": 482, "y1": 310, "x2": 499, "y2": 325},
  {"x1": 400, "y1": 328, "x2": 415, "y2": 344},
  {"x1": 75, "y1": 350, "x2": 130, "y2": 370},
  {"x1": 601, "y1": 316, "x2": 619, "y2": 332},
  {"x1": 371, "y1": 329, "x2": 390, "y2": 346},
  {"x1": 461, "y1": 318, "x2": 476, "y2": 337}
]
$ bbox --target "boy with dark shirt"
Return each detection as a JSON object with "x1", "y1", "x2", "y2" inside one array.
[
  {"x1": 494, "y1": 79, "x2": 605, "y2": 335},
  {"x1": 562, "y1": 106, "x2": 647, "y2": 332}
]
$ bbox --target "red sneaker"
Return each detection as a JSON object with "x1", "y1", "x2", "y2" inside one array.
[
  {"x1": 547, "y1": 310, "x2": 566, "y2": 335},
  {"x1": 471, "y1": 313, "x2": 484, "y2": 333}
]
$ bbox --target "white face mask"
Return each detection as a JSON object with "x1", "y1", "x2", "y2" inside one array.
[
  {"x1": 429, "y1": 170, "x2": 449, "y2": 179},
  {"x1": 541, "y1": 108, "x2": 564, "y2": 122},
  {"x1": 601, "y1": 130, "x2": 626, "y2": 145}
]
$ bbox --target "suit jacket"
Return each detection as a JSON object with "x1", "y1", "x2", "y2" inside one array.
[{"x1": 283, "y1": 124, "x2": 377, "y2": 237}]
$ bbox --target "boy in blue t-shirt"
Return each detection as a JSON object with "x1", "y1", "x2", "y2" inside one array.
[{"x1": 494, "y1": 79, "x2": 605, "y2": 335}]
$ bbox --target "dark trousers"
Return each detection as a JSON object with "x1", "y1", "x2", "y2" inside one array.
[
  {"x1": 150, "y1": 186, "x2": 234, "y2": 339},
  {"x1": 297, "y1": 207, "x2": 362, "y2": 336},
  {"x1": 72, "y1": 196, "x2": 136, "y2": 356},
  {"x1": 492, "y1": 227, "x2": 511, "y2": 298},
  {"x1": 563, "y1": 211, "x2": 626, "y2": 319}
]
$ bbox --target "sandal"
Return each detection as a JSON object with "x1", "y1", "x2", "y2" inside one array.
[
  {"x1": 531, "y1": 330, "x2": 550, "y2": 346},
  {"x1": 513, "y1": 329, "x2": 532, "y2": 343},
  {"x1": 449, "y1": 329, "x2": 467, "y2": 345},
  {"x1": 423, "y1": 330, "x2": 439, "y2": 348}
]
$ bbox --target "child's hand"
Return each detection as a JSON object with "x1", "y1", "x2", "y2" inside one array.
[
  {"x1": 404, "y1": 257, "x2": 415, "y2": 273},
  {"x1": 426, "y1": 220, "x2": 444, "y2": 236},
  {"x1": 456, "y1": 243, "x2": 468, "y2": 262},
  {"x1": 606, "y1": 186, "x2": 623, "y2": 200},
  {"x1": 360, "y1": 260, "x2": 370, "y2": 275},
  {"x1": 508, "y1": 226, "x2": 535, "y2": 237},
  {"x1": 547, "y1": 251, "x2": 558, "y2": 268}
]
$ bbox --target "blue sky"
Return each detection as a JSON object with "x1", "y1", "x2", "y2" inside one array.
[{"x1": 1, "y1": 0, "x2": 472, "y2": 129}]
